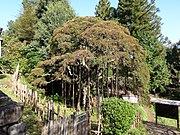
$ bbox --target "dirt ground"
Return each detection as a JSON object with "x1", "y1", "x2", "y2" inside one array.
[{"x1": 143, "y1": 121, "x2": 180, "y2": 135}]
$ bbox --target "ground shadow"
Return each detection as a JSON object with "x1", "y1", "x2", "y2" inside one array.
[
  {"x1": 0, "y1": 74, "x2": 7, "y2": 79},
  {"x1": 143, "y1": 121, "x2": 180, "y2": 135}
]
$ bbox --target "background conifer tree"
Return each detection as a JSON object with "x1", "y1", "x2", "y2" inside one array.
[{"x1": 95, "y1": 0, "x2": 111, "y2": 20}]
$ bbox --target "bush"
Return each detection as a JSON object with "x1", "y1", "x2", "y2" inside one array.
[
  {"x1": 101, "y1": 97, "x2": 136, "y2": 135},
  {"x1": 126, "y1": 124, "x2": 147, "y2": 135}
]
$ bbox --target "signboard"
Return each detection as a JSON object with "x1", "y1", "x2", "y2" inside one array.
[
  {"x1": 155, "y1": 103, "x2": 178, "y2": 119},
  {"x1": 151, "y1": 98, "x2": 180, "y2": 129}
]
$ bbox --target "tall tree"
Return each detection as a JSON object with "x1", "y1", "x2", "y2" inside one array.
[
  {"x1": 6, "y1": 0, "x2": 37, "y2": 42},
  {"x1": 137, "y1": 31, "x2": 171, "y2": 93},
  {"x1": 166, "y1": 41, "x2": 180, "y2": 98},
  {"x1": 116, "y1": 0, "x2": 161, "y2": 38},
  {"x1": 31, "y1": 0, "x2": 75, "y2": 60},
  {"x1": 95, "y1": 0, "x2": 111, "y2": 20},
  {"x1": 29, "y1": 17, "x2": 150, "y2": 97},
  {"x1": 34, "y1": 0, "x2": 63, "y2": 19}
]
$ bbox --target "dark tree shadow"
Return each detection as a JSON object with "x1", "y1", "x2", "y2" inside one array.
[{"x1": 143, "y1": 121, "x2": 180, "y2": 135}]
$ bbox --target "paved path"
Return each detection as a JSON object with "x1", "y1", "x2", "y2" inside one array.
[{"x1": 143, "y1": 121, "x2": 180, "y2": 135}]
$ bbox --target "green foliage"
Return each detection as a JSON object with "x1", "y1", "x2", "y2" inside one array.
[
  {"x1": 31, "y1": 0, "x2": 76, "y2": 60},
  {"x1": 95, "y1": 0, "x2": 111, "y2": 20},
  {"x1": 101, "y1": 98, "x2": 136, "y2": 135},
  {"x1": 3, "y1": 0, "x2": 75, "y2": 75},
  {"x1": 0, "y1": 57, "x2": 13, "y2": 74},
  {"x1": 116, "y1": 0, "x2": 161, "y2": 38},
  {"x1": 22, "y1": 106, "x2": 43, "y2": 135},
  {"x1": 1, "y1": 37, "x2": 44, "y2": 75},
  {"x1": 126, "y1": 124, "x2": 147, "y2": 135},
  {"x1": 137, "y1": 32, "x2": 171, "y2": 94},
  {"x1": 7, "y1": 3, "x2": 37, "y2": 42},
  {"x1": 166, "y1": 42, "x2": 180, "y2": 99},
  {"x1": 134, "y1": 104, "x2": 147, "y2": 121},
  {"x1": 35, "y1": 0, "x2": 63, "y2": 19},
  {"x1": 46, "y1": 93, "x2": 62, "y2": 102}
]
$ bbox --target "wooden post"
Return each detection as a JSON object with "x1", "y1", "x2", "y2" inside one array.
[
  {"x1": 42, "y1": 104, "x2": 46, "y2": 121},
  {"x1": 102, "y1": 67, "x2": 104, "y2": 99},
  {"x1": 77, "y1": 64, "x2": 81, "y2": 111},
  {"x1": 48, "y1": 101, "x2": 51, "y2": 120},
  {"x1": 24, "y1": 85, "x2": 27, "y2": 104},
  {"x1": 155, "y1": 103, "x2": 157, "y2": 124},
  {"x1": 106, "y1": 63, "x2": 109, "y2": 98},
  {"x1": 63, "y1": 80, "x2": 67, "y2": 116},
  {"x1": 87, "y1": 69, "x2": 91, "y2": 134},
  {"x1": 57, "y1": 104, "x2": 60, "y2": 117},
  {"x1": 177, "y1": 107, "x2": 179, "y2": 129},
  {"x1": 115, "y1": 64, "x2": 118, "y2": 97},
  {"x1": 50, "y1": 100, "x2": 54, "y2": 120},
  {"x1": 111, "y1": 77, "x2": 113, "y2": 97},
  {"x1": 72, "y1": 66, "x2": 75, "y2": 112},
  {"x1": 34, "y1": 91, "x2": 38, "y2": 113},
  {"x1": 96, "y1": 65, "x2": 101, "y2": 135},
  {"x1": 38, "y1": 96, "x2": 41, "y2": 119},
  {"x1": 62, "y1": 79, "x2": 64, "y2": 105}
]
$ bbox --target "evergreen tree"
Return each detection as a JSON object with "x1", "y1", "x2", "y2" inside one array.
[
  {"x1": 31, "y1": 0, "x2": 75, "y2": 59},
  {"x1": 116, "y1": 0, "x2": 161, "y2": 38},
  {"x1": 35, "y1": 0, "x2": 62, "y2": 19},
  {"x1": 137, "y1": 31, "x2": 171, "y2": 93},
  {"x1": 6, "y1": 0, "x2": 37, "y2": 42},
  {"x1": 95, "y1": 0, "x2": 111, "y2": 20},
  {"x1": 14, "y1": 5, "x2": 37, "y2": 42},
  {"x1": 166, "y1": 41, "x2": 180, "y2": 98}
]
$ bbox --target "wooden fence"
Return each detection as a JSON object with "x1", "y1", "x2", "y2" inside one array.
[
  {"x1": 11, "y1": 75, "x2": 90, "y2": 135},
  {"x1": 12, "y1": 79, "x2": 60, "y2": 121},
  {"x1": 41, "y1": 112, "x2": 89, "y2": 135},
  {"x1": 11, "y1": 62, "x2": 142, "y2": 135}
]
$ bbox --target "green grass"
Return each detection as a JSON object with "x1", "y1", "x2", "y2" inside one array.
[
  {"x1": 1, "y1": 88, "x2": 21, "y2": 103},
  {"x1": 134, "y1": 104, "x2": 148, "y2": 121}
]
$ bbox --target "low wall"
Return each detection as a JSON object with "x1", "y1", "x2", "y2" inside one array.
[{"x1": 0, "y1": 90, "x2": 26, "y2": 135}]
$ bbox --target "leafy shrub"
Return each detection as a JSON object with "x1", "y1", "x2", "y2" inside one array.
[
  {"x1": 47, "y1": 93, "x2": 62, "y2": 103},
  {"x1": 101, "y1": 97, "x2": 136, "y2": 135},
  {"x1": 126, "y1": 124, "x2": 147, "y2": 135}
]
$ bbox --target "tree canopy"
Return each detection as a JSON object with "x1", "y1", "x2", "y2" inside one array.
[
  {"x1": 2, "y1": 0, "x2": 75, "y2": 75},
  {"x1": 29, "y1": 17, "x2": 150, "y2": 96}
]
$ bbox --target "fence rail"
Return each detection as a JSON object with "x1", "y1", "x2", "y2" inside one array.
[
  {"x1": 41, "y1": 112, "x2": 89, "y2": 135},
  {"x1": 11, "y1": 74, "x2": 90, "y2": 135}
]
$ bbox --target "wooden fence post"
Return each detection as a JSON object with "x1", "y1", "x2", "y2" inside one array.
[
  {"x1": 34, "y1": 91, "x2": 38, "y2": 113},
  {"x1": 57, "y1": 104, "x2": 60, "y2": 118},
  {"x1": 49, "y1": 100, "x2": 54, "y2": 120},
  {"x1": 106, "y1": 63, "x2": 109, "y2": 98}
]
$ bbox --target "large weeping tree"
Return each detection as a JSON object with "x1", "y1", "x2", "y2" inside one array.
[{"x1": 29, "y1": 17, "x2": 150, "y2": 107}]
